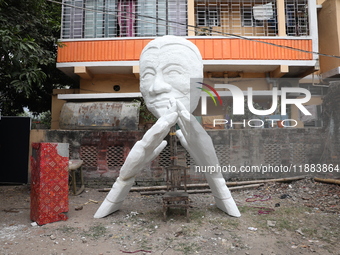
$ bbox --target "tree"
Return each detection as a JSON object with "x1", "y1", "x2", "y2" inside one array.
[{"x1": 0, "y1": 0, "x2": 76, "y2": 116}]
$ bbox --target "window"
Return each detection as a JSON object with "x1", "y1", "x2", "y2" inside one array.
[
  {"x1": 197, "y1": 7, "x2": 220, "y2": 27},
  {"x1": 61, "y1": 0, "x2": 187, "y2": 39},
  {"x1": 136, "y1": 0, "x2": 187, "y2": 37},
  {"x1": 84, "y1": 0, "x2": 117, "y2": 38},
  {"x1": 241, "y1": 6, "x2": 264, "y2": 27},
  {"x1": 285, "y1": 0, "x2": 309, "y2": 36},
  {"x1": 62, "y1": 0, "x2": 84, "y2": 38},
  {"x1": 62, "y1": 0, "x2": 117, "y2": 39},
  {"x1": 194, "y1": 0, "x2": 279, "y2": 37},
  {"x1": 241, "y1": 6, "x2": 253, "y2": 27}
]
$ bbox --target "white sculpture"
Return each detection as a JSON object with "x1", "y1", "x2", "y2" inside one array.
[{"x1": 94, "y1": 36, "x2": 241, "y2": 218}]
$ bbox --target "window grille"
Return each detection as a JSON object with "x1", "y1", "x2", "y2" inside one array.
[
  {"x1": 195, "y1": 0, "x2": 309, "y2": 37},
  {"x1": 285, "y1": 0, "x2": 309, "y2": 36},
  {"x1": 61, "y1": 0, "x2": 309, "y2": 39},
  {"x1": 84, "y1": 0, "x2": 117, "y2": 38},
  {"x1": 242, "y1": 5, "x2": 264, "y2": 28},
  {"x1": 215, "y1": 145, "x2": 231, "y2": 166},
  {"x1": 62, "y1": 0, "x2": 84, "y2": 38},
  {"x1": 264, "y1": 143, "x2": 281, "y2": 165},
  {"x1": 158, "y1": 145, "x2": 172, "y2": 167},
  {"x1": 61, "y1": 0, "x2": 187, "y2": 39},
  {"x1": 195, "y1": 0, "x2": 278, "y2": 36},
  {"x1": 80, "y1": 145, "x2": 98, "y2": 167},
  {"x1": 289, "y1": 143, "x2": 306, "y2": 165},
  {"x1": 197, "y1": 6, "x2": 221, "y2": 27},
  {"x1": 107, "y1": 145, "x2": 125, "y2": 167}
]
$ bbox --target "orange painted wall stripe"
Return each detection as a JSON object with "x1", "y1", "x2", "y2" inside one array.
[{"x1": 57, "y1": 38, "x2": 313, "y2": 63}]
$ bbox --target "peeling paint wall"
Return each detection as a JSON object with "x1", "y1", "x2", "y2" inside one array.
[{"x1": 59, "y1": 101, "x2": 140, "y2": 130}]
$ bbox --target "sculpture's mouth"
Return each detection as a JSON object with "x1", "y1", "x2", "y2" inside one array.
[{"x1": 150, "y1": 96, "x2": 186, "y2": 106}]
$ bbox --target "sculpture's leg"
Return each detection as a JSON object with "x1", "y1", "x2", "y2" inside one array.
[
  {"x1": 94, "y1": 177, "x2": 135, "y2": 218},
  {"x1": 204, "y1": 172, "x2": 241, "y2": 217}
]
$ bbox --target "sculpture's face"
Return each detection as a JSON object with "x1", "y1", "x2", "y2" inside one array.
[{"x1": 140, "y1": 37, "x2": 203, "y2": 118}]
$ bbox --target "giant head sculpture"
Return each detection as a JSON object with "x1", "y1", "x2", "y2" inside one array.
[{"x1": 139, "y1": 36, "x2": 203, "y2": 118}]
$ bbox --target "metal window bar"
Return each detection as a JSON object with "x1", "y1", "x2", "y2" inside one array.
[
  {"x1": 62, "y1": 0, "x2": 84, "y2": 39},
  {"x1": 285, "y1": 0, "x2": 309, "y2": 36},
  {"x1": 195, "y1": 0, "x2": 281, "y2": 37},
  {"x1": 61, "y1": 0, "x2": 308, "y2": 39},
  {"x1": 61, "y1": 0, "x2": 187, "y2": 39}
]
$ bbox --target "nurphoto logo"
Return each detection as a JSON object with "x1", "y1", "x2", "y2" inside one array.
[{"x1": 196, "y1": 78, "x2": 312, "y2": 128}]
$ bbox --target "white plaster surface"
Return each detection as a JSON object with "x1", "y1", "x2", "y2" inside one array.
[{"x1": 94, "y1": 36, "x2": 240, "y2": 218}]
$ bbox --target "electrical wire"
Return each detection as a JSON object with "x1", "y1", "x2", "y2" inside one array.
[{"x1": 46, "y1": 0, "x2": 340, "y2": 60}]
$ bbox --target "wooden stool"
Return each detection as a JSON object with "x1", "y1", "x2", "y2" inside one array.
[
  {"x1": 68, "y1": 159, "x2": 84, "y2": 195},
  {"x1": 162, "y1": 165, "x2": 189, "y2": 222}
]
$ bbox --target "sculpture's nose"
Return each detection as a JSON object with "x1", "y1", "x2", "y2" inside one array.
[{"x1": 149, "y1": 73, "x2": 172, "y2": 95}]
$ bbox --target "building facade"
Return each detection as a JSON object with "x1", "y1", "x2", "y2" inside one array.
[{"x1": 53, "y1": 0, "x2": 322, "y2": 130}]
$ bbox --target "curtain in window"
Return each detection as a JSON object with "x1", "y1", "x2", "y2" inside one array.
[{"x1": 118, "y1": 0, "x2": 136, "y2": 37}]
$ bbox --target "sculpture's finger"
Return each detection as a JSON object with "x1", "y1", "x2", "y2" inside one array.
[
  {"x1": 176, "y1": 117, "x2": 187, "y2": 137},
  {"x1": 163, "y1": 111, "x2": 178, "y2": 126},
  {"x1": 176, "y1": 130, "x2": 189, "y2": 150},
  {"x1": 142, "y1": 112, "x2": 178, "y2": 146},
  {"x1": 167, "y1": 97, "x2": 177, "y2": 113},
  {"x1": 177, "y1": 100, "x2": 206, "y2": 136},
  {"x1": 176, "y1": 100, "x2": 197, "y2": 129},
  {"x1": 176, "y1": 99, "x2": 187, "y2": 112},
  {"x1": 146, "y1": 140, "x2": 167, "y2": 163}
]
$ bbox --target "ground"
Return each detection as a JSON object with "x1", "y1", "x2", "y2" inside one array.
[{"x1": 1, "y1": 178, "x2": 339, "y2": 255}]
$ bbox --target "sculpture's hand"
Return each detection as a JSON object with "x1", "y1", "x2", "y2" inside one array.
[
  {"x1": 175, "y1": 100, "x2": 219, "y2": 166},
  {"x1": 175, "y1": 100, "x2": 241, "y2": 217},
  {"x1": 120, "y1": 99, "x2": 178, "y2": 180}
]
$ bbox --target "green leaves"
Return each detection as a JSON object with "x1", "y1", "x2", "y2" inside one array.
[{"x1": 0, "y1": 0, "x2": 76, "y2": 115}]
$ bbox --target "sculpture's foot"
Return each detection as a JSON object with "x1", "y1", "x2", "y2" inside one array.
[
  {"x1": 204, "y1": 172, "x2": 241, "y2": 217},
  {"x1": 214, "y1": 196, "x2": 241, "y2": 217},
  {"x1": 94, "y1": 177, "x2": 135, "y2": 218}
]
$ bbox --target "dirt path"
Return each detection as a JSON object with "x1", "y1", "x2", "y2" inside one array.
[{"x1": 1, "y1": 178, "x2": 339, "y2": 255}]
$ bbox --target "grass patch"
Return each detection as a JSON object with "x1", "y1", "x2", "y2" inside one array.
[
  {"x1": 190, "y1": 209, "x2": 205, "y2": 225},
  {"x1": 246, "y1": 205, "x2": 333, "y2": 240},
  {"x1": 180, "y1": 225, "x2": 199, "y2": 236},
  {"x1": 56, "y1": 225, "x2": 77, "y2": 234},
  {"x1": 138, "y1": 237, "x2": 152, "y2": 250},
  {"x1": 314, "y1": 222, "x2": 340, "y2": 244},
  {"x1": 143, "y1": 208, "x2": 163, "y2": 221},
  {"x1": 81, "y1": 224, "x2": 107, "y2": 239},
  {"x1": 238, "y1": 205, "x2": 254, "y2": 214},
  {"x1": 174, "y1": 242, "x2": 201, "y2": 255}
]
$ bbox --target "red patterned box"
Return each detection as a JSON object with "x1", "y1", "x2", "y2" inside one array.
[{"x1": 30, "y1": 143, "x2": 69, "y2": 225}]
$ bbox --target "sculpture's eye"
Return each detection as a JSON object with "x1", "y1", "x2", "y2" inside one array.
[
  {"x1": 142, "y1": 70, "x2": 155, "y2": 82},
  {"x1": 163, "y1": 66, "x2": 185, "y2": 79},
  {"x1": 166, "y1": 70, "x2": 181, "y2": 76}
]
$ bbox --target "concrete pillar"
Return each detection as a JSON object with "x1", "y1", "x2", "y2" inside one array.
[
  {"x1": 277, "y1": 0, "x2": 286, "y2": 36},
  {"x1": 187, "y1": 0, "x2": 195, "y2": 36}
]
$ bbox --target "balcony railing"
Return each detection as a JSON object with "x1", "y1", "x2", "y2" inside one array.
[
  {"x1": 195, "y1": 0, "x2": 308, "y2": 37},
  {"x1": 62, "y1": 0, "x2": 187, "y2": 39},
  {"x1": 61, "y1": 0, "x2": 309, "y2": 39}
]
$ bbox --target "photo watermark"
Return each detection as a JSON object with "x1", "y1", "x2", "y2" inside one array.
[{"x1": 192, "y1": 78, "x2": 316, "y2": 129}]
